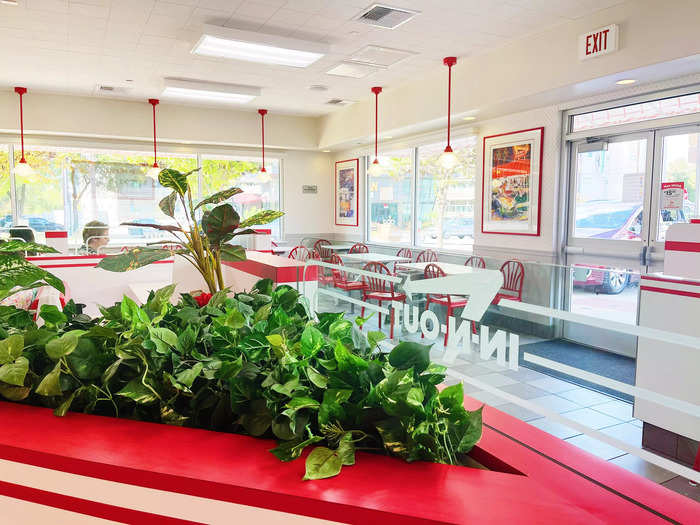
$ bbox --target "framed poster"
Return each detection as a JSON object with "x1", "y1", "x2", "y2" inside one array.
[
  {"x1": 335, "y1": 158, "x2": 359, "y2": 226},
  {"x1": 482, "y1": 127, "x2": 543, "y2": 236}
]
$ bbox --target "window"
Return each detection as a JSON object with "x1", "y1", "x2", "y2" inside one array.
[
  {"x1": 571, "y1": 92, "x2": 700, "y2": 132},
  {"x1": 201, "y1": 155, "x2": 281, "y2": 238},
  {"x1": 365, "y1": 136, "x2": 477, "y2": 250},
  {"x1": 416, "y1": 136, "x2": 477, "y2": 250},
  {"x1": 367, "y1": 149, "x2": 413, "y2": 244}
]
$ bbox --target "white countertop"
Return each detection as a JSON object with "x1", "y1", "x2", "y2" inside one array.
[
  {"x1": 341, "y1": 252, "x2": 412, "y2": 263},
  {"x1": 398, "y1": 262, "x2": 477, "y2": 275}
]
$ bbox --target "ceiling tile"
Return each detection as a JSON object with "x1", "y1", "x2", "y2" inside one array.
[{"x1": 69, "y1": 1, "x2": 109, "y2": 18}]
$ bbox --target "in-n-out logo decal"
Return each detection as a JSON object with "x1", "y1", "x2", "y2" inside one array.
[
  {"x1": 390, "y1": 302, "x2": 520, "y2": 370},
  {"x1": 397, "y1": 267, "x2": 519, "y2": 369}
]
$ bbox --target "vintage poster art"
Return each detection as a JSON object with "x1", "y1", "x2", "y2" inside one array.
[
  {"x1": 482, "y1": 127, "x2": 543, "y2": 236},
  {"x1": 335, "y1": 159, "x2": 359, "y2": 226}
]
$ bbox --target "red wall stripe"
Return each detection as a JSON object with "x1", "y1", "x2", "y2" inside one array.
[
  {"x1": 664, "y1": 240, "x2": 700, "y2": 252},
  {"x1": 640, "y1": 285, "x2": 700, "y2": 299},
  {"x1": 640, "y1": 275, "x2": 700, "y2": 287}
]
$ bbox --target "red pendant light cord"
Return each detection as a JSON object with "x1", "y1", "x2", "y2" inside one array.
[
  {"x1": 443, "y1": 56, "x2": 457, "y2": 153},
  {"x1": 148, "y1": 98, "x2": 159, "y2": 168},
  {"x1": 258, "y1": 109, "x2": 268, "y2": 172},
  {"x1": 14, "y1": 87, "x2": 28, "y2": 163},
  {"x1": 371, "y1": 87, "x2": 382, "y2": 161}
]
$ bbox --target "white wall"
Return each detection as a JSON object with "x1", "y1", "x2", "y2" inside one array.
[{"x1": 283, "y1": 150, "x2": 333, "y2": 236}]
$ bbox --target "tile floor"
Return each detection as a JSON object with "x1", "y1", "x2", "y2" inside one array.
[{"x1": 316, "y1": 292, "x2": 700, "y2": 503}]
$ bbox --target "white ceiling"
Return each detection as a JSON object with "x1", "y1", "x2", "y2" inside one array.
[{"x1": 0, "y1": 0, "x2": 626, "y2": 116}]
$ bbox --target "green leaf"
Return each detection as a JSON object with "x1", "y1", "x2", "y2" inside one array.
[
  {"x1": 0, "y1": 240, "x2": 59, "y2": 254},
  {"x1": 367, "y1": 331, "x2": 386, "y2": 349},
  {"x1": 66, "y1": 338, "x2": 110, "y2": 380},
  {"x1": 318, "y1": 388, "x2": 352, "y2": 426},
  {"x1": 175, "y1": 363, "x2": 203, "y2": 388},
  {"x1": 270, "y1": 435, "x2": 323, "y2": 462},
  {"x1": 328, "y1": 319, "x2": 353, "y2": 346},
  {"x1": 285, "y1": 396, "x2": 320, "y2": 414},
  {"x1": 266, "y1": 334, "x2": 284, "y2": 347},
  {"x1": 438, "y1": 382, "x2": 465, "y2": 410},
  {"x1": 159, "y1": 191, "x2": 178, "y2": 218},
  {"x1": 0, "y1": 356, "x2": 29, "y2": 386},
  {"x1": 158, "y1": 168, "x2": 197, "y2": 196},
  {"x1": 97, "y1": 247, "x2": 173, "y2": 272},
  {"x1": 300, "y1": 325, "x2": 323, "y2": 357},
  {"x1": 239, "y1": 210, "x2": 284, "y2": 229},
  {"x1": 194, "y1": 187, "x2": 243, "y2": 209},
  {"x1": 54, "y1": 387, "x2": 83, "y2": 417},
  {"x1": 0, "y1": 334, "x2": 24, "y2": 364},
  {"x1": 337, "y1": 433, "x2": 356, "y2": 466},
  {"x1": 240, "y1": 399, "x2": 272, "y2": 436},
  {"x1": 116, "y1": 377, "x2": 158, "y2": 404},
  {"x1": 252, "y1": 278, "x2": 274, "y2": 295},
  {"x1": 0, "y1": 382, "x2": 30, "y2": 401},
  {"x1": 254, "y1": 303, "x2": 272, "y2": 323},
  {"x1": 220, "y1": 244, "x2": 246, "y2": 262},
  {"x1": 45, "y1": 330, "x2": 86, "y2": 359},
  {"x1": 101, "y1": 358, "x2": 122, "y2": 384},
  {"x1": 201, "y1": 203, "x2": 240, "y2": 246},
  {"x1": 306, "y1": 366, "x2": 328, "y2": 388},
  {"x1": 149, "y1": 327, "x2": 178, "y2": 354},
  {"x1": 146, "y1": 284, "x2": 176, "y2": 315},
  {"x1": 333, "y1": 341, "x2": 368, "y2": 373},
  {"x1": 35, "y1": 361, "x2": 62, "y2": 396},
  {"x1": 0, "y1": 254, "x2": 65, "y2": 295},
  {"x1": 271, "y1": 377, "x2": 299, "y2": 397},
  {"x1": 221, "y1": 309, "x2": 246, "y2": 329},
  {"x1": 457, "y1": 407, "x2": 483, "y2": 453},
  {"x1": 216, "y1": 355, "x2": 243, "y2": 381},
  {"x1": 303, "y1": 447, "x2": 342, "y2": 481},
  {"x1": 389, "y1": 341, "x2": 432, "y2": 374},
  {"x1": 120, "y1": 222, "x2": 182, "y2": 233},
  {"x1": 38, "y1": 305, "x2": 67, "y2": 326}
]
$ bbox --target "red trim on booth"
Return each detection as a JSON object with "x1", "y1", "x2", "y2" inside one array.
[
  {"x1": 640, "y1": 285, "x2": 700, "y2": 299},
  {"x1": 44, "y1": 231, "x2": 68, "y2": 239},
  {"x1": 665, "y1": 240, "x2": 700, "y2": 252},
  {"x1": 640, "y1": 275, "x2": 700, "y2": 287},
  {"x1": 253, "y1": 229, "x2": 271, "y2": 234},
  {"x1": 0, "y1": 480, "x2": 200, "y2": 525}
]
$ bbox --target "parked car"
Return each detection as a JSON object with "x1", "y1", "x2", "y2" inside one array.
[
  {"x1": 573, "y1": 265, "x2": 633, "y2": 294},
  {"x1": 574, "y1": 203, "x2": 643, "y2": 240},
  {"x1": 423, "y1": 218, "x2": 474, "y2": 240}
]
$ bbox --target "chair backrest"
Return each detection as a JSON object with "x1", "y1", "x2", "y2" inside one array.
[
  {"x1": 500, "y1": 260, "x2": 525, "y2": 299},
  {"x1": 423, "y1": 263, "x2": 445, "y2": 280},
  {"x1": 416, "y1": 249, "x2": 437, "y2": 262},
  {"x1": 465, "y1": 256, "x2": 486, "y2": 269},
  {"x1": 314, "y1": 239, "x2": 332, "y2": 259},
  {"x1": 361, "y1": 261, "x2": 392, "y2": 294},
  {"x1": 288, "y1": 245, "x2": 311, "y2": 261},
  {"x1": 329, "y1": 253, "x2": 347, "y2": 282},
  {"x1": 349, "y1": 242, "x2": 368, "y2": 254},
  {"x1": 271, "y1": 240, "x2": 278, "y2": 248},
  {"x1": 396, "y1": 247, "x2": 412, "y2": 260}
]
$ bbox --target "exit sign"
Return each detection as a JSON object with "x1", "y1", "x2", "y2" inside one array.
[{"x1": 579, "y1": 24, "x2": 619, "y2": 60}]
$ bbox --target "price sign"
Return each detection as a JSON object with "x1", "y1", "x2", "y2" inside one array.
[{"x1": 661, "y1": 182, "x2": 684, "y2": 210}]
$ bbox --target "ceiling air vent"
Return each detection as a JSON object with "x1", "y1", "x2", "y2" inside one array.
[
  {"x1": 93, "y1": 84, "x2": 133, "y2": 96},
  {"x1": 326, "y1": 98, "x2": 354, "y2": 106},
  {"x1": 355, "y1": 4, "x2": 418, "y2": 29}
]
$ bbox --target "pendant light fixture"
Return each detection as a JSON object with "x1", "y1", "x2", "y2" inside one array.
[
  {"x1": 367, "y1": 86, "x2": 384, "y2": 176},
  {"x1": 258, "y1": 109, "x2": 271, "y2": 183},
  {"x1": 146, "y1": 98, "x2": 161, "y2": 179},
  {"x1": 13, "y1": 87, "x2": 35, "y2": 177},
  {"x1": 439, "y1": 56, "x2": 459, "y2": 169}
]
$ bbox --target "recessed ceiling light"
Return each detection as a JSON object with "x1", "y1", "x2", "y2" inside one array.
[
  {"x1": 616, "y1": 79, "x2": 636, "y2": 85},
  {"x1": 162, "y1": 78, "x2": 260, "y2": 104},
  {"x1": 193, "y1": 25, "x2": 328, "y2": 68},
  {"x1": 309, "y1": 84, "x2": 328, "y2": 91},
  {"x1": 462, "y1": 116, "x2": 476, "y2": 121},
  {"x1": 322, "y1": 149, "x2": 331, "y2": 153},
  {"x1": 384, "y1": 135, "x2": 393, "y2": 139},
  {"x1": 0, "y1": 0, "x2": 19, "y2": 6},
  {"x1": 326, "y1": 61, "x2": 385, "y2": 78}
]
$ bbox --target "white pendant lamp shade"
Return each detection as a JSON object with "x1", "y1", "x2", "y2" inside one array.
[
  {"x1": 14, "y1": 158, "x2": 35, "y2": 177},
  {"x1": 14, "y1": 86, "x2": 35, "y2": 177},
  {"x1": 369, "y1": 86, "x2": 383, "y2": 175},
  {"x1": 147, "y1": 98, "x2": 161, "y2": 179},
  {"x1": 439, "y1": 57, "x2": 459, "y2": 170}
]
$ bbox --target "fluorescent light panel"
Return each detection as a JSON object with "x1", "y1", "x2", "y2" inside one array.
[
  {"x1": 162, "y1": 79, "x2": 260, "y2": 104},
  {"x1": 193, "y1": 26, "x2": 328, "y2": 68}
]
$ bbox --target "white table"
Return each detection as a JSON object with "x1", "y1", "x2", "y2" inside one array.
[
  {"x1": 341, "y1": 252, "x2": 411, "y2": 264},
  {"x1": 321, "y1": 243, "x2": 356, "y2": 251},
  {"x1": 271, "y1": 247, "x2": 287, "y2": 254},
  {"x1": 398, "y1": 261, "x2": 475, "y2": 275}
]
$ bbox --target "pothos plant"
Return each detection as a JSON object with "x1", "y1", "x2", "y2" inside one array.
[
  {"x1": 0, "y1": 240, "x2": 65, "y2": 302},
  {"x1": 97, "y1": 168, "x2": 283, "y2": 294}
]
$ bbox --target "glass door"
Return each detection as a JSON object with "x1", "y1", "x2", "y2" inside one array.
[
  {"x1": 564, "y1": 132, "x2": 654, "y2": 355},
  {"x1": 648, "y1": 125, "x2": 700, "y2": 272}
]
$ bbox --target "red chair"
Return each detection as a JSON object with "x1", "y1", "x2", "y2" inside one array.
[
  {"x1": 313, "y1": 239, "x2": 332, "y2": 261},
  {"x1": 492, "y1": 260, "x2": 525, "y2": 304},
  {"x1": 349, "y1": 242, "x2": 369, "y2": 254},
  {"x1": 288, "y1": 245, "x2": 312, "y2": 261},
  {"x1": 360, "y1": 261, "x2": 406, "y2": 339},
  {"x1": 416, "y1": 249, "x2": 438, "y2": 263},
  {"x1": 393, "y1": 247, "x2": 412, "y2": 273},
  {"x1": 423, "y1": 264, "x2": 470, "y2": 346},
  {"x1": 465, "y1": 256, "x2": 486, "y2": 269},
  {"x1": 330, "y1": 253, "x2": 364, "y2": 294}
]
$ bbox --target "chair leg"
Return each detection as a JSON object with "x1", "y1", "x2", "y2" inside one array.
[
  {"x1": 444, "y1": 306, "x2": 451, "y2": 347},
  {"x1": 377, "y1": 300, "x2": 382, "y2": 331},
  {"x1": 390, "y1": 306, "x2": 395, "y2": 340},
  {"x1": 422, "y1": 299, "x2": 430, "y2": 339}
]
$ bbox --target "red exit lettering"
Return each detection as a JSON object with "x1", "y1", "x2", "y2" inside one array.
[{"x1": 586, "y1": 28, "x2": 610, "y2": 55}]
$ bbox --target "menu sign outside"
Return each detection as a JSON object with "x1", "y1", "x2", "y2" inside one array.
[
  {"x1": 661, "y1": 182, "x2": 684, "y2": 210},
  {"x1": 579, "y1": 24, "x2": 619, "y2": 60}
]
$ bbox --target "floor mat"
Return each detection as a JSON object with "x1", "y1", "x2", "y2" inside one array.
[{"x1": 519, "y1": 339, "x2": 635, "y2": 403}]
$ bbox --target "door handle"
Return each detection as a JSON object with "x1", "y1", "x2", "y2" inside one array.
[
  {"x1": 565, "y1": 246, "x2": 584, "y2": 254},
  {"x1": 640, "y1": 246, "x2": 648, "y2": 266}
]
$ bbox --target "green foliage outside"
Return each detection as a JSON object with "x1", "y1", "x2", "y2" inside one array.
[{"x1": 0, "y1": 280, "x2": 483, "y2": 480}]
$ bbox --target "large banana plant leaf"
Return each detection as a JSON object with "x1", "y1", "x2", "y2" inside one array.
[
  {"x1": 0, "y1": 240, "x2": 60, "y2": 254},
  {"x1": 97, "y1": 247, "x2": 174, "y2": 272},
  {"x1": 120, "y1": 222, "x2": 182, "y2": 233},
  {"x1": 239, "y1": 210, "x2": 284, "y2": 229},
  {"x1": 157, "y1": 168, "x2": 199, "y2": 196},
  {"x1": 201, "y1": 203, "x2": 240, "y2": 246},
  {"x1": 194, "y1": 187, "x2": 243, "y2": 210},
  {"x1": 0, "y1": 252, "x2": 65, "y2": 299}
]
